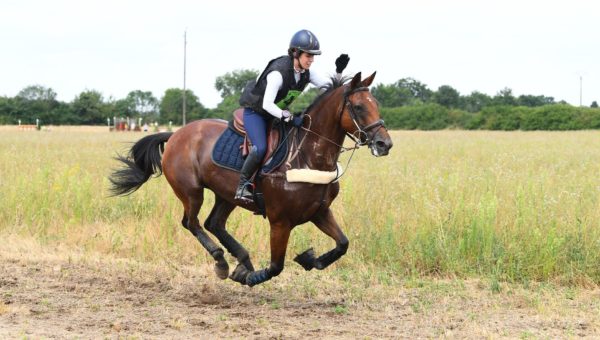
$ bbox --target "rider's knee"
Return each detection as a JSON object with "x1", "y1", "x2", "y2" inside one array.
[{"x1": 253, "y1": 144, "x2": 267, "y2": 158}]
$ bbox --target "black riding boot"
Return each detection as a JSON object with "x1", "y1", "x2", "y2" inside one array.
[{"x1": 234, "y1": 148, "x2": 262, "y2": 202}]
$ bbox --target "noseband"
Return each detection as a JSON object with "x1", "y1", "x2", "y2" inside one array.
[{"x1": 341, "y1": 86, "x2": 385, "y2": 146}]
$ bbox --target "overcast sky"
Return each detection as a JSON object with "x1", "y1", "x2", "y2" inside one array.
[{"x1": 1, "y1": 0, "x2": 598, "y2": 108}]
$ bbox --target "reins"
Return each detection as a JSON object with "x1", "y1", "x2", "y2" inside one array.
[{"x1": 299, "y1": 115, "x2": 359, "y2": 153}]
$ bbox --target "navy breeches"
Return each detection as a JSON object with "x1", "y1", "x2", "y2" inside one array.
[{"x1": 243, "y1": 108, "x2": 271, "y2": 158}]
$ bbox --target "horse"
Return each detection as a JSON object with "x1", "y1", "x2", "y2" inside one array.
[{"x1": 109, "y1": 71, "x2": 393, "y2": 286}]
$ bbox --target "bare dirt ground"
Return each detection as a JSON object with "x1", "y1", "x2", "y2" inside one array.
[{"x1": 1, "y1": 243, "x2": 599, "y2": 339}]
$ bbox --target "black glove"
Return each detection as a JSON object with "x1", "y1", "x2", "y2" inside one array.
[
  {"x1": 290, "y1": 114, "x2": 304, "y2": 128},
  {"x1": 335, "y1": 54, "x2": 350, "y2": 73}
]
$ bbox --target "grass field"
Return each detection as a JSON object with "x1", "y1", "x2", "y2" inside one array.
[{"x1": 1, "y1": 125, "x2": 599, "y2": 287}]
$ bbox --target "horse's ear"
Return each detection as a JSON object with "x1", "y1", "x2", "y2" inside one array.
[
  {"x1": 350, "y1": 72, "x2": 362, "y2": 89},
  {"x1": 360, "y1": 71, "x2": 377, "y2": 87}
]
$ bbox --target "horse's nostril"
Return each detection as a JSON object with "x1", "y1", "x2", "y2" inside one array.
[{"x1": 376, "y1": 140, "x2": 386, "y2": 149}]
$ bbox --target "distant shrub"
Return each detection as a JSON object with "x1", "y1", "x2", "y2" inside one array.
[
  {"x1": 381, "y1": 104, "x2": 600, "y2": 131},
  {"x1": 381, "y1": 103, "x2": 450, "y2": 130}
]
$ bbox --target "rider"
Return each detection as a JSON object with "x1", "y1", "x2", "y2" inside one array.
[{"x1": 235, "y1": 29, "x2": 350, "y2": 202}]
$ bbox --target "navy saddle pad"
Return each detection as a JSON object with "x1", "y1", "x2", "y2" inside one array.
[{"x1": 211, "y1": 126, "x2": 288, "y2": 174}]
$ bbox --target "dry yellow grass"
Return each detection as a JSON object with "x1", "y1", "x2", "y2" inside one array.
[{"x1": 1, "y1": 127, "x2": 599, "y2": 286}]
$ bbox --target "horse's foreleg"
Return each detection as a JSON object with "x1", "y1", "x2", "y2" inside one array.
[
  {"x1": 230, "y1": 223, "x2": 291, "y2": 286},
  {"x1": 205, "y1": 197, "x2": 255, "y2": 271},
  {"x1": 185, "y1": 196, "x2": 229, "y2": 279},
  {"x1": 295, "y1": 208, "x2": 349, "y2": 271}
]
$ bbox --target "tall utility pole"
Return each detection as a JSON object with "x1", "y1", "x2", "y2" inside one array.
[
  {"x1": 182, "y1": 29, "x2": 187, "y2": 125},
  {"x1": 579, "y1": 76, "x2": 583, "y2": 107}
]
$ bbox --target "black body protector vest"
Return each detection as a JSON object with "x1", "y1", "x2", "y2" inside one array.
[{"x1": 239, "y1": 56, "x2": 311, "y2": 117}]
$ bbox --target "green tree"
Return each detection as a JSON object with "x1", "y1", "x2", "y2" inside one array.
[
  {"x1": 215, "y1": 69, "x2": 259, "y2": 98},
  {"x1": 71, "y1": 90, "x2": 107, "y2": 124},
  {"x1": 372, "y1": 78, "x2": 432, "y2": 107},
  {"x1": 159, "y1": 88, "x2": 206, "y2": 124},
  {"x1": 15, "y1": 85, "x2": 60, "y2": 124},
  {"x1": 517, "y1": 94, "x2": 555, "y2": 107},
  {"x1": 0, "y1": 96, "x2": 16, "y2": 124},
  {"x1": 17, "y1": 85, "x2": 57, "y2": 102},
  {"x1": 461, "y1": 91, "x2": 492, "y2": 112},
  {"x1": 50, "y1": 101, "x2": 76, "y2": 125},
  {"x1": 434, "y1": 85, "x2": 460, "y2": 108},
  {"x1": 289, "y1": 87, "x2": 319, "y2": 113},
  {"x1": 395, "y1": 77, "x2": 433, "y2": 103},
  {"x1": 126, "y1": 90, "x2": 159, "y2": 123},
  {"x1": 208, "y1": 94, "x2": 241, "y2": 120},
  {"x1": 591, "y1": 101, "x2": 598, "y2": 108},
  {"x1": 493, "y1": 87, "x2": 516, "y2": 106},
  {"x1": 372, "y1": 83, "x2": 412, "y2": 107},
  {"x1": 113, "y1": 98, "x2": 135, "y2": 118}
]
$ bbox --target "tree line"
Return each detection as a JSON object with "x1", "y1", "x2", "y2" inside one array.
[
  {"x1": 0, "y1": 86, "x2": 209, "y2": 126},
  {"x1": 371, "y1": 78, "x2": 600, "y2": 130},
  {"x1": 1, "y1": 69, "x2": 599, "y2": 130}
]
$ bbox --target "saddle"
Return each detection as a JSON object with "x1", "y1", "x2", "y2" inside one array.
[
  {"x1": 231, "y1": 108, "x2": 282, "y2": 163},
  {"x1": 211, "y1": 109, "x2": 292, "y2": 217}
]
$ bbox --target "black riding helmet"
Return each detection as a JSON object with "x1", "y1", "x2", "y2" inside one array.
[{"x1": 289, "y1": 29, "x2": 321, "y2": 56}]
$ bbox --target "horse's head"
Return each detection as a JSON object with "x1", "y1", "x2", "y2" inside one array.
[{"x1": 340, "y1": 72, "x2": 393, "y2": 156}]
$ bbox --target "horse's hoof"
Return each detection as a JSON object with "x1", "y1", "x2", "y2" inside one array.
[
  {"x1": 294, "y1": 248, "x2": 316, "y2": 271},
  {"x1": 214, "y1": 261, "x2": 229, "y2": 280},
  {"x1": 229, "y1": 263, "x2": 249, "y2": 285}
]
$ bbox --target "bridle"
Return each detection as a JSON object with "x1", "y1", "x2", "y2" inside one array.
[
  {"x1": 341, "y1": 86, "x2": 385, "y2": 147},
  {"x1": 298, "y1": 85, "x2": 386, "y2": 153}
]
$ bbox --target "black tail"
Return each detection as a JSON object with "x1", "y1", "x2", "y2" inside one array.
[{"x1": 109, "y1": 132, "x2": 173, "y2": 196}]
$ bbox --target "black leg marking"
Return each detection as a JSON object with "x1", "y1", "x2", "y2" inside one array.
[
  {"x1": 294, "y1": 248, "x2": 316, "y2": 271},
  {"x1": 205, "y1": 197, "x2": 255, "y2": 271},
  {"x1": 186, "y1": 195, "x2": 229, "y2": 279}
]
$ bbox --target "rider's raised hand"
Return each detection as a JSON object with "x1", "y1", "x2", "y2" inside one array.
[{"x1": 335, "y1": 54, "x2": 350, "y2": 74}]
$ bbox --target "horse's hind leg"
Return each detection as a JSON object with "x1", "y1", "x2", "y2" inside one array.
[
  {"x1": 205, "y1": 196, "x2": 255, "y2": 271},
  {"x1": 181, "y1": 213, "x2": 188, "y2": 229},
  {"x1": 183, "y1": 191, "x2": 229, "y2": 279}
]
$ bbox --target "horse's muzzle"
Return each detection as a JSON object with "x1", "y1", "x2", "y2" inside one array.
[{"x1": 370, "y1": 131, "x2": 393, "y2": 157}]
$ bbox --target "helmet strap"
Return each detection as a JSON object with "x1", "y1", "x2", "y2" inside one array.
[{"x1": 294, "y1": 51, "x2": 305, "y2": 71}]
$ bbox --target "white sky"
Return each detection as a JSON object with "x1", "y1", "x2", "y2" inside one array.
[{"x1": 1, "y1": 0, "x2": 598, "y2": 108}]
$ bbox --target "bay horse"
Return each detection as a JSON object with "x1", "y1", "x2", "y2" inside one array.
[{"x1": 109, "y1": 72, "x2": 393, "y2": 286}]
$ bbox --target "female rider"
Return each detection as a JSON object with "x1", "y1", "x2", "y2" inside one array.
[{"x1": 235, "y1": 29, "x2": 349, "y2": 202}]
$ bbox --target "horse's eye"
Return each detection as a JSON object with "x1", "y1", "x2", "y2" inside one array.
[{"x1": 353, "y1": 104, "x2": 363, "y2": 112}]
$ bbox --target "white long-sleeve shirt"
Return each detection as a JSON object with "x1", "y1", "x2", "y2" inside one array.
[{"x1": 262, "y1": 70, "x2": 336, "y2": 119}]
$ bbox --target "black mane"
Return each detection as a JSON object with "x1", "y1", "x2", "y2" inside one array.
[{"x1": 304, "y1": 75, "x2": 353, "y2": 114}]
